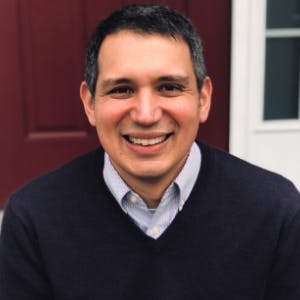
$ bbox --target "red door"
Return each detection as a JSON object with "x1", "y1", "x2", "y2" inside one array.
[{"x1": 0, "y1": 0, "x2": 230, "y2": 206}]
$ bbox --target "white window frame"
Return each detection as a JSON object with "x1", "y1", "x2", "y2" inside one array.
[{"x1": 230, "y1": 0, "x2": 300, "y2": 158}]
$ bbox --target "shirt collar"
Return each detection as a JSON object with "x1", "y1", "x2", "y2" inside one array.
[
  {"x1": 103, "y1": 153, "x2": 130, "y2": 211},
  {"x1": 103, "y1": 142, "x2": 201, "y2": 211},
  {"x1": 174, "y1": 142, "x2": 201, "y2": 210}
]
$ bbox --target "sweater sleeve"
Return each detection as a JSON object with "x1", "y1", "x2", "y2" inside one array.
[
  {"x1": 265, "y1": 206, "x2": 300, "y2": 299},
  {"x1": 0, "y1": 199, "x2": 53, "y2": 300}
]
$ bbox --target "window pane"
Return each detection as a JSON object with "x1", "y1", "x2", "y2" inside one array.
[
  {"x1": 267, "y1": 0, "x2": 300, "y2": 28},
  {"x1": 264, "y1": 38, "x2": 300, "y2": 120}
]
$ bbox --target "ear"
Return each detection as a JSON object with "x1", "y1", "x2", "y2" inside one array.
[
  {"x1": 80, "y1": 81, "x2": 96, "y2": 127},
  {"x1": 198, "y1": 76, "x2": 212, "y2": 124}
]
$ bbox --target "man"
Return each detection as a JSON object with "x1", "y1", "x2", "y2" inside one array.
[{"x1": 1, "y1": 4, "x2": 300, "y2": 299}]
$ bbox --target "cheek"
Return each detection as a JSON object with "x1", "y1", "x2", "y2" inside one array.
[
  {"x1": 170, "y1": 103, "x2": 201, "y2": 127},
  {"x1": 95, "y1": 103, "x2": 126, "y2": 128}
]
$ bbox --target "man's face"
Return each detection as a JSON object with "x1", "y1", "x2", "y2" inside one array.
[{"x1": 81, "y1": 30, "x2": 211, "y2": 189}]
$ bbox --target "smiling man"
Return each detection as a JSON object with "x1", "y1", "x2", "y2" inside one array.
[
  {"x1": 80, "y1": 30, "x2": 211, "y2": 210},
  {"x1": 1, "y1": 4, "x2": 300, "y2": 300}
]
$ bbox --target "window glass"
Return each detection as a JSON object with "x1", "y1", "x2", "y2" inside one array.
[
  {"x1": 264, "y1": 0, "x2": 300, "y2": 120},
  {"x1": 267, "y1": 0, "x2": 300, "y2": 28},
  {"x1": 264, "y1": 38, "x2": 300, "y2": 120}
]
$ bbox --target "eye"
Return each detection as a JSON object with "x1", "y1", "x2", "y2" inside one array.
[
  {"x1": 108, "y1": 86, "x2": 134, "y2": 99},
  {"x1": 158, "y1": 84, "x2": 185, "y2": 96}
]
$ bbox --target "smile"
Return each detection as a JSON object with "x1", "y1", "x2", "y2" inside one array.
[{"x1": 124, "y1": 134, "x2": 172, "y2": 146}]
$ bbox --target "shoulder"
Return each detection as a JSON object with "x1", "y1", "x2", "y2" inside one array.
[
  {"x1": 6, "y1": 148, "x2": 104, "y2": 218},
  {"x1": 198, "y1": 142, "x2": 300, "y2": 216},
  {"x1": 200, "y1": 141, "x2": 298, "y2": 193}
]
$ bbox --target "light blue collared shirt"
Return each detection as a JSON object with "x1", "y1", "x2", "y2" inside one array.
[{"x1": 103, "y1": 142, "x2": 201, "y2": 239}]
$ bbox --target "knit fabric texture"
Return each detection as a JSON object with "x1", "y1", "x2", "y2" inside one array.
[{"x1": 1, "y1": 142, "x2": 300, "y2": 299}]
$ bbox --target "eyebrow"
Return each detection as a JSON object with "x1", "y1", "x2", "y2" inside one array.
[
  {"x1": 156, "y1": 75, "x2": 189, "y2": 85},
  {"x1": 101, "y1": 78, "x2": 132, "y2": 90},
  {"x1": 100, "y1": 75, "x2": 190, "y2": 90}
]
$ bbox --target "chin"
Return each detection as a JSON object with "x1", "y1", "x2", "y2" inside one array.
[
  {"x1": 127, "y1": 165, "x2": 166, "y2": 179},
  {"x1": 133, "y1": 169, "x2": 165, "y2": 179}
]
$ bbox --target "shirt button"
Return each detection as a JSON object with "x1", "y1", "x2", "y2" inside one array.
[
  {"x1": 151, "y1": 226, "x2": 160, "y2": 236},
  {"x1": 179, "y1": 199, "x2": 185, "y2": 209},
  {"x1": 130, "y1": 195, "x2": 138, "y2": 203}
]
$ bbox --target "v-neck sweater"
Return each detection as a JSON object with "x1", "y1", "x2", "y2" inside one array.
[
  {"x1": 1, "y1": 142, "x2": 300, "y2": 299},
  {"x1": 102, "y1": 142, "x2": 201, "y2": 238}
]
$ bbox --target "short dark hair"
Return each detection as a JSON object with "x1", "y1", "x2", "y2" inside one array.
[{"x1": 84, "y1": 3, "x2": 206, "y2": 97}]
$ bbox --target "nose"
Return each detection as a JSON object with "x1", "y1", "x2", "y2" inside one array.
[{"x1": 130, "y1": 91, "x2": 162, "y2": 126}]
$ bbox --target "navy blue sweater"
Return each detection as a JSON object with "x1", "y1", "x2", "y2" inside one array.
[{"x1": 1, "y1": 143, "x2": 300, "y2": 299}]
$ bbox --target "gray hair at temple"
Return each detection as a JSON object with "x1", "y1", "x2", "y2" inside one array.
[{"x1": 84, "y1": 3, "x2": 207, "y2": 97}]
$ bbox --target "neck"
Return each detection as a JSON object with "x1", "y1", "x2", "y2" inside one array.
[
  {"x1": 128, "y1": 178, "x2": 171, "y2": 208},
  {"x1": 113, "y1": 163, "x2": 185, "y2": 208},
  {"x1": 115, "y1": 156, "x2": 189, "y2": 208},
  {"x1": 107, "y1": 153, "x2": 190, "y2": 209}
]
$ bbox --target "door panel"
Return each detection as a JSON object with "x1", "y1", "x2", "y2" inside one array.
[
  {"x1": 0, "y1": 0, "x2": 117, "y2": 205},
  {"x1": 188, "y1": 1, "x2": 231, "y2": 149},
  {"x1": 19, "y1": 1, "x2": 87, "y2": 136},
  {"x1": 0, "y1": 0, "x2": 230, "y2": 206},
  {"x1": 124, "y1": 0, "x2": 187, "y2": 13}
]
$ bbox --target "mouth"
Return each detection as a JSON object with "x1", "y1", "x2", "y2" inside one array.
[{"x1": 123, "y1": 133, "x2": 172, "y2": 146}]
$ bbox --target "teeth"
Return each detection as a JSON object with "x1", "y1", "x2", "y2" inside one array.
[{"x1": 128, "y1": 135, "x2": 167, "y2": 146}]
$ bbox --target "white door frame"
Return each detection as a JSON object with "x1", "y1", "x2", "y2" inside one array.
[{"x1": 230, "y1": 0, "x2": 300, "y2": 189}]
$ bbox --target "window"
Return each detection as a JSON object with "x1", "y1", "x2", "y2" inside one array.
[
  {"x1": 230, "y1": 0, "x2": 300, "y2": 189},
  {"x1": 263, "y1": 0, "x2": 300, "y2": 120}
]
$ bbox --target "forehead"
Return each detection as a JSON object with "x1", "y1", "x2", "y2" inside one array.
[{"x1": 97, "y1": 30, "x2": 194, "y2": 80}]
